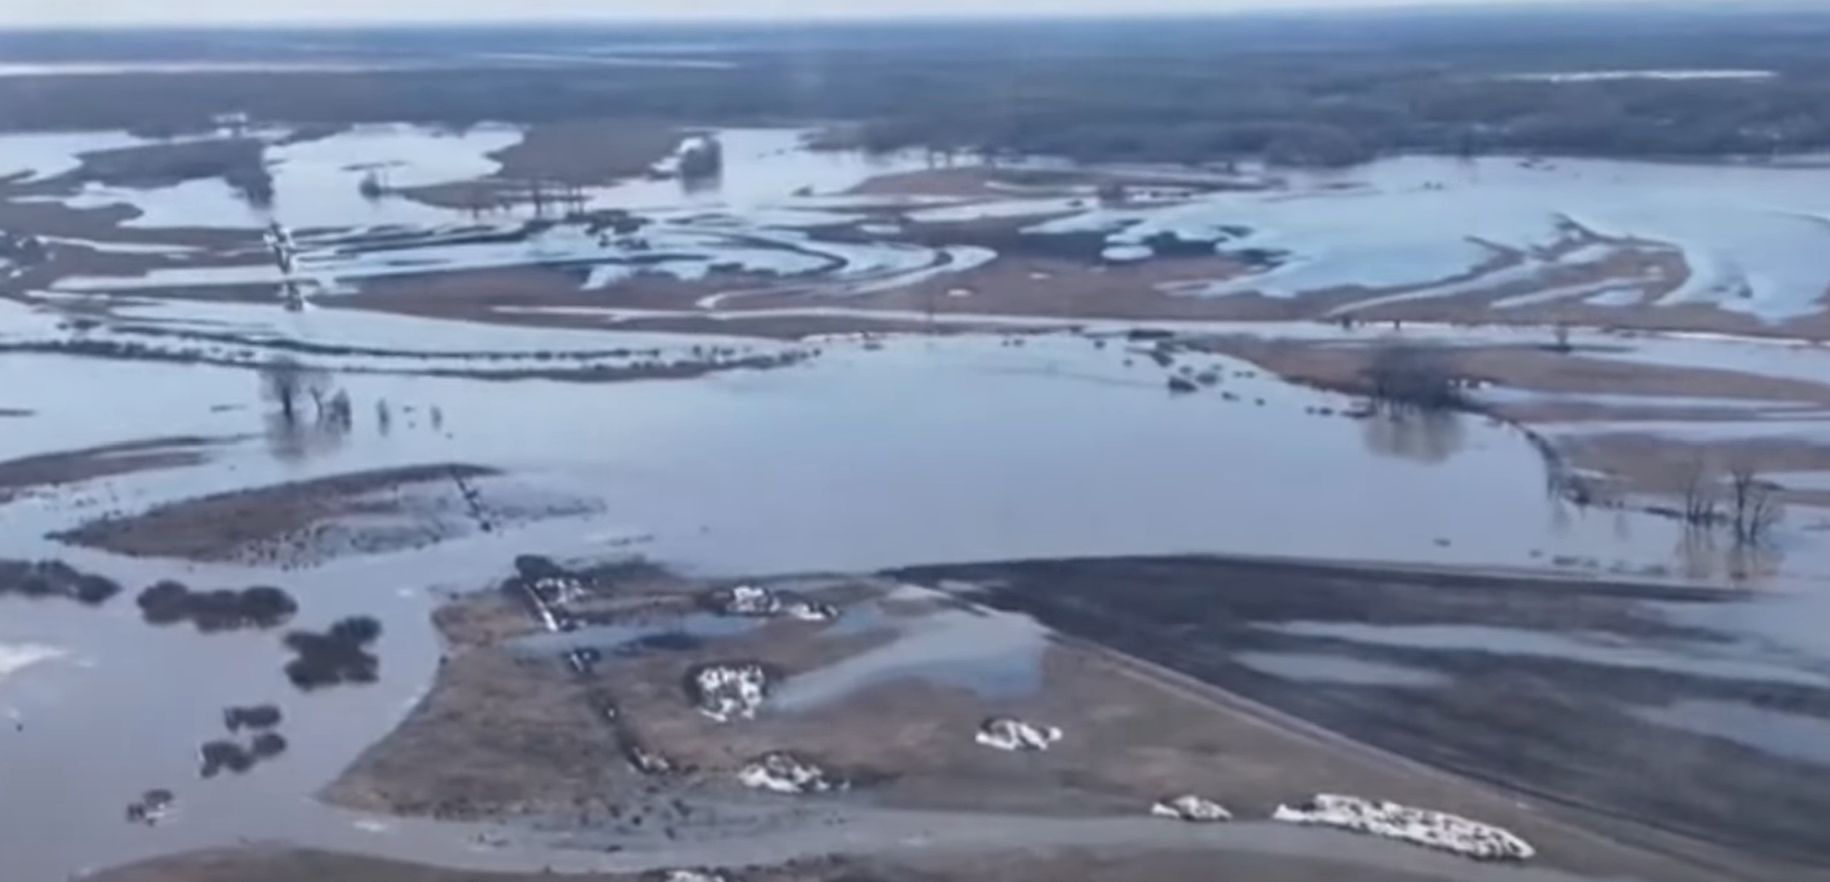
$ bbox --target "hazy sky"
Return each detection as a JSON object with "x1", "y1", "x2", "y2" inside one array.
[{"x1": 6, "y1": 0, "x2": 1595, "y2": 28}]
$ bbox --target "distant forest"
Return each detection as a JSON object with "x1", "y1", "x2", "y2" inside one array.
[{"x1": 6, "y1": 5, "x2": 1830, "y2": 166}]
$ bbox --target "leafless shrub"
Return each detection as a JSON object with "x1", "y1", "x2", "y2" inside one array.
[
  {"x1": 259, "y1": 357, "x2": 332, "y2": 427},
  {"x1": 1726, "y1": 464, "x2": 1784, "y2": 547},
  {"x1": 1680, "y1": 460, "x2": 1720, "y2": 526},
  {"x1": 1364, "y1": 340, "x2": 1465, "y2": 414},
  {"x1": 1551, "y1": 322, "x2": 1572, "y2": 353},
  {"x1": 258, "y1": 357, "x2": 349, "y2": 462}
]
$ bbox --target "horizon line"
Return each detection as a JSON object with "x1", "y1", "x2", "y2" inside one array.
[{"x1": 0, "y1": 1, "x2": 1773, "y2": 34}]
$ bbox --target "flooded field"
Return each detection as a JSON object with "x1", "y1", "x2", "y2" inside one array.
[
  {"x1": 5, "y1": 122, "x2": 1830, "y2": 334},
  {"x1": 9, "y1": 116, "x2": 1830, "y2": 882}
]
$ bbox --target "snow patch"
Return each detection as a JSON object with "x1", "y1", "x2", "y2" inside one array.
[
  {"x1": 659, "y1": 870, "x2": 728, "y2": 882},
  {"x1": 738, "y1": 751, "x2": 845, "y2": 794},
  {"x1": 687, "y1": 662, "x2": 770, "y2": 722},
  {"x1": 1151, "y1": 794, "x2": 1232, "y2": 822},
  {"x1": 1271, "y1": 793, "x2": 1534, "y2": 862},
  {"x1": 975, "y1": 716, "x2": 1062, "y2": 751},
  {"x1": 784, "y1": 601, "x2": 839, "y2": 622}
]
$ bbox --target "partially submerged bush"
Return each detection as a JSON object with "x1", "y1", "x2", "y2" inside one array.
[
  {"x1": 136, "y1": 581, "x2": 297, "y2": 631},
  {"x1": 0, "y1": 559, "x2": 122, "y2": 606},
  {"x1": 223, "y1": 704, "x2": 282, "y2": 732},
  {"x1": 1364, "y1": 341, "x2": 1467, "y2": 413},
  {"x1": 282, "y1": 615, "x2": 382, "y2": 690}
]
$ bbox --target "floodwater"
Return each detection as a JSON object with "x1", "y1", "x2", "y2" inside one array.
[
  {"x1": 61, "y1": 124, "x2": 524, "y2": 230},
  {"x1": 769, "y1": 588, "x2": 1049, "y2": 711},
  {"x1": 12, "y1": 121, "x2": 1830, "y2": 880},
  {"x1": 7, "y1": 323, "x2": 1804, "y2": 879},
  {"x1": 1232, "y1": 651, "x2": 1446, "y2": 688},
  {"x1": 1008, "y1": 157, "x2": 1830, "y2": 322},
  {"x1": 4, "y1": 333, "x2": 1698, "y2": 575},
  {"x1": 29, "y1": 125, "x2": 981, "y2": 297},
  {"x1": 1636, "y1": 699, "x2": 1830, "y2": 766},
  {"x1": 1261, "y1": 622, "x2": 1830, "y2": 688},
  {"x1": 21, "y1": 123, "x2": 1830, "y2": 326}
]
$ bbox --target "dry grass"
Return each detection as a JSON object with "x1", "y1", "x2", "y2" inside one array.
[
  {"x1": 1195, "y1": 335, "x2": 1830, "y2": 405},
  {"x1": 319, "y1": 577, "x2": 1744, "y2": 882},
  {"x1": 50, "y1": 463, "x2": 503, "y2": 564},
  {"x1": 0, "y1": 436, "x2": 222, "y2": 504},
  {"x1": 321, "y1": 643, "x2": 635, "y2": 818}
]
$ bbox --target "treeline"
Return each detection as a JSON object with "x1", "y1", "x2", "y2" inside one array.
[{"x1": 7, "y1": 7, "x2": 1830, "y2": 166}]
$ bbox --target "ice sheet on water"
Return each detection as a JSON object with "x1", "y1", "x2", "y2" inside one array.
[{"x1": 0, "y1": 643, "x2": 68, "y2": 684}]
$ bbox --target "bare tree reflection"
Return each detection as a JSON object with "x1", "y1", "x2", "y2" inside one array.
[
  {"x1": 1360, "y1": 406, "x2": 1467, "y2": 464},
  {"x1": 1358, "y1": 340, "x2": 1470, "y2": 464},
  {"x1": 1671, "y1": 458, "x2": 1786, "y2": 586},
  {"x1": 258, "y1": 357, "x2": 351, "y2": 463}
]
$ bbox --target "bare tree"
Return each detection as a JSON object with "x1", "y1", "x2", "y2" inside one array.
[
  {"x1": 1726, "y1": 464, "x2": 1784, "y2": 547},
  {"x1": 1680, "y1": 460, "x2": 1720, "y2": 527},
  {"x1": 259, "y1": 357, "x2": 348, "y2": 463},
  {"x1": 1364, "y1": 340, "x2": 1464, "y2": 414},
  {"x1": 259, "y1": 357, "x2": 330, "y2": 427}
]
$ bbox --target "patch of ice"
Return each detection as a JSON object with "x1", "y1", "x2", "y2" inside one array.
[
  {"x1": 1490, "y1": 275, "x2": 1660, "y2": 310},
  {"x1": 906, "y1": 197, "x2": 1087, "y2": 224},
  {"x1": 1272, "y1": 793, "x2": 1534, "y2": 862},
  {"x1": 849, "y1": 245, "x2": 997, "y2": 294},
  {"x1": 0, "y1": 643, "x2": 67, "y2": 683},
  {"x1": 1102, "y1": 244, "x2": 1154, "y2": 262}
]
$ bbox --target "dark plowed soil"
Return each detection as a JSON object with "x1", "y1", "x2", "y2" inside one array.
[{"x1": 893, "y1": 555, "x2": 1830, "y2": 870}]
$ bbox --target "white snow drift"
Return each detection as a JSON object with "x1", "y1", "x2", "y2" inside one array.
[
  {"x1": 716, "y1": 584, "x2": 782, "y2": 617},
  {"x1": 1150, "y1": 794, "x2": 1232, "y2": 822},
  {"x1": 1271, "y1": 793, "x2": 1535, "y2": 862},
  {"x1": 738, "y1": 751, "x2": 845, "y2": 794},
  {"x1": 689, "y1": 662, "x2": 770, "y2": 722},
  {"x1": 975, "y1": 716, "x2": 1063, "y2": 751}
]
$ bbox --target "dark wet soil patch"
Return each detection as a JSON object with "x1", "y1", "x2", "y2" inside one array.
[
  {"x1": 0, "y1": 559, "x2": 122, "y2": 605},
  {"x1": 895, "y1": 555, "x2": 1830, "y2": 867},
  {"x1": 136, "y1": 581, "x2": 297, "y2": 632},
  {"x1": 0, "y1": 436, "x2": 223, "y2": 504}
]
